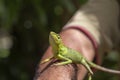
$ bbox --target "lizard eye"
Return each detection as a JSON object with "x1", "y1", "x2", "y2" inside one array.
[{"x1": 57, "y1": 36, "x2": 60, "y2": 39}]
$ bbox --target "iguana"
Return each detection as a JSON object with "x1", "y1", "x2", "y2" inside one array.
[{"x1": 41, "y1": 31, "x2": 120, "y2": 80}]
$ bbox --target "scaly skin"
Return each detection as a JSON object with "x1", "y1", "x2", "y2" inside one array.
[{"x1": 41, "y1": 31, "x2": 120, "y2": 80}]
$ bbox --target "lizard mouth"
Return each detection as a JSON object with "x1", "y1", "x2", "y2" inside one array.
[
  {"x1": 49, "y1": 31, "x2": 58, "y2": 41},
  {"x1": 49, "y1": 31, "x2": 56, "y2": 45},
  {"x1": 50, "y1": 31, "x2": 56, "y2": 36},
  {"x1": 49, "y1": 31, "x2": 61, "y2": 45}
]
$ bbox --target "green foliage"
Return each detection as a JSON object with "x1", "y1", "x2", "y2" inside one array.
[
  {"x1": 0, "y1": 49, "x2": 10, "y2": 58},
  {"x1": 0, "y1": 0, "x2": 119, "y2": 80},
  {"x1": 79, "y1": 0, "x2": 88, "y2": 5}
]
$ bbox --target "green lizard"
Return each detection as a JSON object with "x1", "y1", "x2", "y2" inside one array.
[{"x1": 41, "y1": 31, "x2": 120, "y2": 80}]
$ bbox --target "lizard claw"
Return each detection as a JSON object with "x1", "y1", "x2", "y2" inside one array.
[
  {"x1": 40, "y1": 59, "x2": 50, "y2": 64},
  {"x1": 88, "y1": 73, "x2": 93, "y2": 80},
  {"x1": 40, "y1": 56, "x2": 54, "y2": 64},
  {"x1": 52, "y1": 63, "x2": 61, "y2": 66}
]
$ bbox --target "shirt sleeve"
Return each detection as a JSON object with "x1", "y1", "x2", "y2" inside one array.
[{"x1": 63, "y1": 0, "x2": 120, "y2": 55}]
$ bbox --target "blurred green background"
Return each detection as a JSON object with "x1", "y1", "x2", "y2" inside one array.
[{"x1": 0, "y1": 0, "x2": 119, "y2": 80}]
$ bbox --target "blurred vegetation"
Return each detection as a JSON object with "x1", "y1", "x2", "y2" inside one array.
[{"x1": 0, "y1": 0, "x2": 119, "y2": 80}]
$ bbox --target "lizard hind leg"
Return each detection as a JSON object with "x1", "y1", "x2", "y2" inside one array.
[
  {"x1": 88, "y1": 73, "x2": 92, "y2": 80},
  {"x1": 81, "y1": 58, "x2": 93, "y2": 75}
]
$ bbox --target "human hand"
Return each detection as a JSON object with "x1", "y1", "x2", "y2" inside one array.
[{"x1": 34, "y1": 29, "x2": 95, "y2": 80}]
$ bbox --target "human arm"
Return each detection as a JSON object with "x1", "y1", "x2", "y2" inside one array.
[
  {"x1": 34, "y1": 29, "x2": 95, "y2": 80},
  {"x1": 39, "y1": 30, "x2": 120, "y2": 80},
  {"x1": 34, "y1": 0, "x2": 120, "y2": 80}
]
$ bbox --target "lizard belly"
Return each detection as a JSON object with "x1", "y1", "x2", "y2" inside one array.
[{"x1": 61, "y1": 48, "x2": 83, "y2": 63}]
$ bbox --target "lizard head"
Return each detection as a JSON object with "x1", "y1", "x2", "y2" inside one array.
[{"x1": 49, "y1": 31, "x2": 62, "y2": 47}]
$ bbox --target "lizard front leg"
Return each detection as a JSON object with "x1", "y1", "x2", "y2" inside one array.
[
  {"x1": 53, "y1": 54, "x2": 72, "y2": 65},
  {"x1": 40, "y1": 56, "x2": 54, "y2": 64}
]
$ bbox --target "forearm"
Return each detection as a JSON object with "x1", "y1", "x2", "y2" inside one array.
[{"x1": 35, "y1": 29, "x2": 95, "y2": 80}]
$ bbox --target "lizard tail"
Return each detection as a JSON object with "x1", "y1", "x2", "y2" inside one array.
[{"x1": 87, "y1": 61, "x2": 120, "y2": 75}]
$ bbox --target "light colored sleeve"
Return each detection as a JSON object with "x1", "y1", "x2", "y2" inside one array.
[{"x1": 63, "y1": 0, "x2": 120, "y2": 54}]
